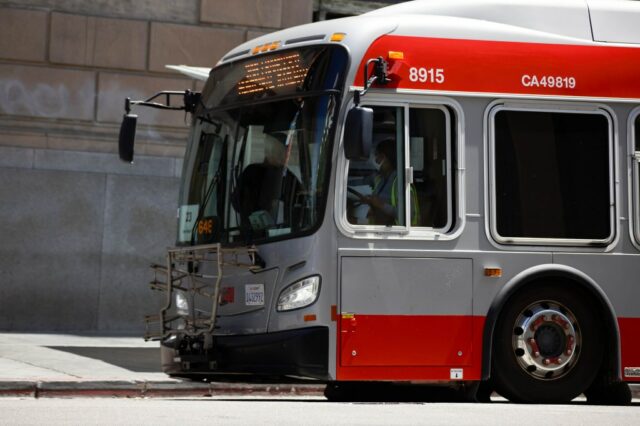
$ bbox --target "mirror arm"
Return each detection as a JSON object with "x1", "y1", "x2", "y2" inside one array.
[
  {"x1": 353, "y1": 56, "x2": 390, "y2": 106},
  {"x1": 125, "y1": 90, "x2": 202, "y2": 114}
]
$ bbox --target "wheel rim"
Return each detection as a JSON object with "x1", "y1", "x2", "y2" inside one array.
[{"x1": 512, "y1": 301, "x2": 581, "y2": 380}]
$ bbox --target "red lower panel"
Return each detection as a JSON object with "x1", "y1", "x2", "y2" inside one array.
[
  {"x1": 337, "y1": 315, "x2": 484, "y2": 381},
  {"x1": 618, "y1": 318, "x2": 640, "y2": 382}
]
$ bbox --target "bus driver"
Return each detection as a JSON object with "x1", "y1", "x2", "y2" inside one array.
[{"x1": 362, "y1": 138, "x2": 419, "y2": 226}]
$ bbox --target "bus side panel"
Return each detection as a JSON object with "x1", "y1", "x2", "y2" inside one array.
[
  {"x1": 618, "y1": 318, "x2": 640, "y2": 382},
  {"x1": 338, "y1": 256, "x2": 481, "y2": 381},
  {"x1": 355, "y1": 36, "x2": 640, "y2": 101},
  {"x1": 337, "y1": 314, "x2": 484, "y2": 381},
  {"x1": 554, "y1": 254, "x2": 640, "y2": 382}
]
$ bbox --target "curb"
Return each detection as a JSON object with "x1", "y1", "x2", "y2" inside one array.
[
  {"x1": 1, "y1": 380, "x2": 638, "y2": 400},
  {"x1": 0, "y1": 381, "x2": 37, "y2": 398},
  {"x1": 0, "y1": 380, "x2": 326, "y2": 399}
]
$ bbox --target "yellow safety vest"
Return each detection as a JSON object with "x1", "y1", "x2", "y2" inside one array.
[{"x1": 372, "y1": 175, "x2": 420, "y2": 226}]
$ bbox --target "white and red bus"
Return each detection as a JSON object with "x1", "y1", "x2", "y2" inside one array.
[{"x1": 120, "y1": 0, "x2": 640, "y2": 403}]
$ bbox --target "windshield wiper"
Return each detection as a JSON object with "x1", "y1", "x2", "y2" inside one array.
[{"x1": 190, "y1": 134, "x2": 228, "y2": 245}]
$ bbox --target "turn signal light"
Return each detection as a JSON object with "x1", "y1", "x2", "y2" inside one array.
[
  {"x1": 484, "y1": 267, "x2": 503, "y2": 278},
  {"x1": 330, "y1": 32, "x2": 346, "y2": 42},
  {"x1": 388, "y1": 51, "x2": 404, "y2": 60},
  {"x1": 251, "y1": 41, "x2": 281, "y2": 55}
]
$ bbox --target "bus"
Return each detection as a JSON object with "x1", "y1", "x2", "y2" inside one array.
[{"x1": 119, "y1": 0, "x2": 640, "y2": 404}]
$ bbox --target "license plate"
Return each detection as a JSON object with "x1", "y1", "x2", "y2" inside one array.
[{"x1": 245, "y1": 284, "x2": 265, "y2": 306}]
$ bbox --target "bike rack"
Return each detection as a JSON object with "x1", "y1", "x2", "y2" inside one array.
[{"x1": 144, "y1": 243, "x2": 262, "y2": 341}]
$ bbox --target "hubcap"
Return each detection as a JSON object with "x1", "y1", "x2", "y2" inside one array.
[{"x1": 512, "y1": 301, "x2": 580, "y2": 380}]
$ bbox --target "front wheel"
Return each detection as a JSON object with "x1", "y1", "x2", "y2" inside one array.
[{"x1": 492, "y1": 285, "x2": 603, "y2": 403}]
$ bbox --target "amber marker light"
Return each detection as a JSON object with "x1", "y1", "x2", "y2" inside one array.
[
  {"x1": 330, "y1": 32, "x2": 346, "y2": 42},
  {"x1": 388, "y1": 51, "x2": 404, "y2": 60},
  {"x1": 269, "y1": 41, "x2": 281, "y2": 50},
  {"x1": 484, "y1": 267, "x2": 503, "y2": 278},
  {"x1": 304, "y1": 314, "x2": 317, "y2": 322},
  {"x1": 251, "y1": 45, "x2": 262, "y2": 55}
]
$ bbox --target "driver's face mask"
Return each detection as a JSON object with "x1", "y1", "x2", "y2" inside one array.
[
  {"x1": 373, "y1": 156, "x2": 384, "y2": 172},
  {"x1": 370, "y1": 153, "x2": 384, "y2": 172}
]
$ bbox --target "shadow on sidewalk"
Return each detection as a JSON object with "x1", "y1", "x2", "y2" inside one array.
[{"x1": 46, "y1": 347, "x2": 161, "y2": 373}]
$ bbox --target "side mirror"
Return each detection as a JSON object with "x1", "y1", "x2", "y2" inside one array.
[
  {"x1": 118, "y1": 114, "x2": 137, "y2": 163},
  {"x1": 343, "y1": 106, "x2": 373, "y2": 160}
]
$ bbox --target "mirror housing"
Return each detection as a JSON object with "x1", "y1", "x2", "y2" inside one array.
[
  {"x1": 118, "y1": 114, "x2": 137, "y2": 163},
  {"x1": 343, "y1": 105, "x2": 373, "y2": 160}
]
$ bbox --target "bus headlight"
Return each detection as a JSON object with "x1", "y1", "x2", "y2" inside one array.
[
  {"x1": 277, "y1": 276, "x2": 320, "y2": 312},
  {"x1": 175, "y1": 291, "x2": 189, "y2": 316}
]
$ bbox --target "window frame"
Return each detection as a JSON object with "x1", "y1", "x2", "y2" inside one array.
[
  {"x1": 337, "y1": 95, "x2": 460, "y2": 240},
  {"x1": 487, "y1": 103, "x2": 616, "y2": 247},
  {"x1": 630, "y1": 107, "x2": 640, "y2": 247},
  {"x1": 408, "y1": 104, "x2": 453, "y2": 233}
]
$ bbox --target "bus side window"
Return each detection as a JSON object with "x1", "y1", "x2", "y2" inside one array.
[
  {"x1": 492, "y1": 109, "x2": 612, "y2": 243},
  {"x1": 409, "y1": 107, "x2": 451, "y2": 230}
]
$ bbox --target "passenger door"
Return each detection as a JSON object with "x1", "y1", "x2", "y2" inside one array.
[{"x1": 339, "y1": 102, "x2": 475, "y2": 380}]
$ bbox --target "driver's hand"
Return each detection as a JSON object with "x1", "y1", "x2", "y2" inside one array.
[{"x1": 363, "y1": 195, "x2": 383, "y2": 209}]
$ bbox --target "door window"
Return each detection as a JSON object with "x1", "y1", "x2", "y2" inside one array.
[
  {"x1": 346, "y1": 106, "x2": 406, "y2": 227},
  {"x1": 345, "y1": 104, "x2": 452, "y2": 232}
]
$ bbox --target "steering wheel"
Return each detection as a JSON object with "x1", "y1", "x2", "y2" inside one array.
[{"x1": 347, "y1": 187, "x2": 367, "y2": 208}]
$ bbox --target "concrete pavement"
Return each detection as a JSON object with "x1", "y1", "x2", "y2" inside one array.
[
  {"x1": 0, "y1": 333, "x2": 324, "y2": 398},
  {"x1": 0, "y1": 333, "x2": 638, "y2": 401}
]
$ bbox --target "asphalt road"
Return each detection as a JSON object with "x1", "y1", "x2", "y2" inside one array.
[{"x1": 1, "y1": 396, "x2": 639, "y2": 426}]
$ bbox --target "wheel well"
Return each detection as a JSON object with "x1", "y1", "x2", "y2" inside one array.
[{"x1": 482, "y1": 269, "x2": 620, "y2": 384}]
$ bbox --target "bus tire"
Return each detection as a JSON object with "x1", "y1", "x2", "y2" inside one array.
[
  {"x1": 585, "y1": 381, "x2": 632, "y2": 405},
  {"x1": 324, "y1": 381, "x2": 357, "y2": 402},
  {"x1": 492, "y1": 284, "x2": 603, "y2": 403}
]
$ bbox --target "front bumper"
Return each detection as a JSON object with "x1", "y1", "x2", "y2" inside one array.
[{"x1": 161, "y1": 327, "x2": 329, "y2": 380}]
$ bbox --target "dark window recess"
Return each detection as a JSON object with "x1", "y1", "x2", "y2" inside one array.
[{"x1": 494, "y1": 110, "x2": 611, "y2": 240}]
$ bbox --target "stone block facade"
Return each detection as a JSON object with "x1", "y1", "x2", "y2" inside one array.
[
  {"x1": 50, "y1": 13, "x2": 149, "y2": 71},
  {"x1": 0, "y1": 0, "x2": 314, "y2": 333},
  {"x1": 0, "y1": 8, "x2": 47, "y2": 62},
  {"x1": 0, "y1": 64, "x2": 96, "y2": 121},
  {"x1": 201, "y1": 0, "x2": 284, "y2": 28},
  {"x1": 148, "y1": 23, "x2": 245, "y2": 73}
]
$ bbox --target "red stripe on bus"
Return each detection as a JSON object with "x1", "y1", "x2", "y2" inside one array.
[
  {"x1": 336, "y1": 315, "x2": 640, "y2": 382},
  {"x1": 337, "y1": 315, "x2": 484, "y2": 381},
  {"x1": 618, "y1": 317, "x2": 640, "y2": 382},
  {"x1": 355, "y1": 36, "x2": 640, "y2": 100}
]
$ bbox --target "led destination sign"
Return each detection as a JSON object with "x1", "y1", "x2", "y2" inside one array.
[
  {"x1": 237, "y1": 52, "x2": 310, "y2": 96},
  {"x1": 204, "y1": 46, "x2": 347, "y2": 109}
]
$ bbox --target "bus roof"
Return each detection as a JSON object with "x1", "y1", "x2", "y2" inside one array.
[
  {"x1": 365, "y1": 0, "x2": 640, "y2": 43},
  {"x1": 209, "y1": 0, "x2": 640, "y2": 70}
]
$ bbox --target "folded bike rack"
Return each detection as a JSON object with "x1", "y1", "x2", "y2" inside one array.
[{"x1": 144, "y1": 243, "x2": 262, "y2": 341}]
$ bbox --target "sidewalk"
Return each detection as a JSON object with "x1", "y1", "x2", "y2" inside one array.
[
  {"x1": 0, "y1": 333, "x2": 324, "y2": 398},
  {"x1": 1, "y1": 333, "x2": 637, "y2": 400}
]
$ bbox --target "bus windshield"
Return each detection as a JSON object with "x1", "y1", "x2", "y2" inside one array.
[{"x1": 177, "y1": 45, "x2": 348, "y2": 245}]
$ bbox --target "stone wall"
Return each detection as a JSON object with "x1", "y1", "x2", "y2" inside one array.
[{"x1": 0, "y1": 0, "x2": 314, "y2": 333}]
